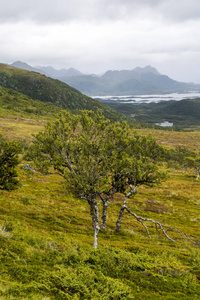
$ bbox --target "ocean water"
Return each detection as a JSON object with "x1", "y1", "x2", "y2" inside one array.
[{"x1": 93, "y1": 92, "x2": 200, "y2": 104}]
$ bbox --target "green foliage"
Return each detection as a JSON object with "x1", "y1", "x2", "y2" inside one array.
[
  {"x1": 185, "y1": 156, "x2": 200, "y2": 180},
  {"x1": 103, "y1": 98, "x2": 200, "y2": 130},
  {"x1": 0, "y1": 135, "x2": 21, "y2": 190},
  {"x1": 27, "y1": 110, "x2": 165, "y2": 192},
  {"x1": 0, "y1": 85, "x2": 65, "y2": 120},
  {"x1": 166, "y1": 146, "x2": 200, "y2": 180},
  {"x1": 166, "y1": 146, "x2": 195, "y2": 169}
]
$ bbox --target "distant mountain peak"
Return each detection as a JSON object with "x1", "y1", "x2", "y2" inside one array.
[
  {"x1": 141, "y1": 65, "x2": 160, "y2": 75},
  {"x1": 101, "y1": 65, "x2": 161, "y2": 82},
  {"x1": 132, "y1": 65, "x2": 160, "y2": 75},
  {"x1": 37, "y1": 65, "x2": 83, "y2": 78},
  {"x1": 11, "y1": 61, "x2": 29, "y2": 68},
  {"x1": 10, "y1": 61, "x2": 47, "y2": 75}
]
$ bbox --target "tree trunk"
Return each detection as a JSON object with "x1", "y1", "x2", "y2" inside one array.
[
  {"x1": 116, "y1": 186, "x2": 136, "y2": 231},
  {"x1": 116, "y1": 205, "x2": 125, "y2": 231},
  {"x1": 101, "y1": 201, "x2": 109, "y2": 230},
  {"x1": 89, "y1": 201, "x2": 100, "y2": 248},
  {"x1": 93, "y1": 225, "x2": 99, "y2": 248}
]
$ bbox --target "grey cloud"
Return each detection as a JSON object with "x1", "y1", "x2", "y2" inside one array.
[
  {"x1": 0, "y1": 0, "x2": 87, "y2": 23},
  {"x1": 157, "y1": 0, "x2": 200, "y2": 22},
  {"x1": 106, "y1": 0, "x2": 200, "y2": 22},
  {"x1": 1, "y1": 0, "x2": 200, "y2": 84},
  {"x1": 1, "y1": 0, "x2": 200, "y2": 24}
]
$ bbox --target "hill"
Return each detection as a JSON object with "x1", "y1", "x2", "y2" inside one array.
[
  {"x1": 0, "y1": 63, "x2": 127, "y2": 122},
  {"x1": 0, "y1": 86, "x2": 65, "y2": 119}
]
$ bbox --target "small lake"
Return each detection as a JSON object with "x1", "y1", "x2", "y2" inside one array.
[
  {"x1": 155, "y1": 121, "x2": 174, "y2": 127},
  {"x1": 93, "y1": 92, "x2": 200, "y2": 104}
]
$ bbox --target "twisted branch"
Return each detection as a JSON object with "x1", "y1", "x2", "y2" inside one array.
[{"x1": 124, "y1": 206, "x2": 193, "y2": 243}]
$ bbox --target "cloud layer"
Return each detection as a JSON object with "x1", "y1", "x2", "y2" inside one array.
[{"x1": 1, "y1": 0, "x2": 200, "y2": 83}]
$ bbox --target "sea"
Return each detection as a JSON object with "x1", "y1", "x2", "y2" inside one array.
[{"x1": 92, "y1": 92, "x2": 200, "y2": 104}]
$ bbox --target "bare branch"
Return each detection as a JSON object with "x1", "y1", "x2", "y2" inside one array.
[{"x1": 123, "y1": 206, "x2": 193, "y2": 243}]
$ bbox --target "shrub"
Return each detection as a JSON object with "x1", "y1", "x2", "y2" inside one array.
[{"x1": 0, "y1": 135, "x2": 21, "y2": 190}]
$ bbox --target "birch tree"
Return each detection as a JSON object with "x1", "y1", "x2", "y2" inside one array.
[
  {"x1": 28, "y1": 110, "x2": 133, "y2": 247},
  {"x1": 27, "y1": 110, "x2": 167, "y2": 247}
]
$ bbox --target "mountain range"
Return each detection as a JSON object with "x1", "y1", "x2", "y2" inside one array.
[
  {"x1": 9, "y1": 61, "x2": 200, "y2": 96},
  {"x1": 10, "y1": 61, "x2": 83, "y2": 78}
]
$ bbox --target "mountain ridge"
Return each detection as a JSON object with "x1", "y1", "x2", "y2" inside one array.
[
  {"x1": 7, "y1": 61, "x2": 200, "y2": 96},
  {"x1": 10, "y1": 61, "x2": 47, "y2": 76},
  {"x1": 39, "y1": 63, "x2": 200, "y2": 96},
  {"x1": 36, "y1": 65, "x2": 83, "y2": 78}
]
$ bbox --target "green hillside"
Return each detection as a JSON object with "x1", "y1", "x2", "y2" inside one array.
[
  {"x1": 0, "y1": 64, "x2": 127, "y2": 122},
  {"x1": 134, "y1": 99, "x2": 200, "y2": 128},
  {"x1": 0, "y1": 86, "x2": 65, "y2": 120},
  {"x1": 103, "y1": 98, "x2": 200, "y2": 130}
]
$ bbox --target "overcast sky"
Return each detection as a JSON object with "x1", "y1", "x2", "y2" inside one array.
[{"x1": 1, "y1": 0, "x2": 200, "y2": 83}]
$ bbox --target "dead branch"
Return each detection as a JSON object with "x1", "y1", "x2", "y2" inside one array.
[{"x1": 124, "y1": 206, "x2": 194, "y2": 243}]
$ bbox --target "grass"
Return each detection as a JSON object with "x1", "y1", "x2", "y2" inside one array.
[
  {"x1": 0, "y1": 157, "x2": 200, "y2": 299},
  {"x1": 138, "y1": 128, "x2": 200, "y2": 151},
  {"x1": 0, "y1": 100, "x2": 200, "y2": 299},
  {"x1": 0, "y1": 118, "x2": 45, "y2": 140}
]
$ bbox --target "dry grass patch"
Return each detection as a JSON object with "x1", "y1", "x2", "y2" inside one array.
[
  {"x1": 0, "y1": 117, "x2": 45, "y2": 140},
  {"x1": 138, "y1": 129, "x2": 200, "y2": 151}
]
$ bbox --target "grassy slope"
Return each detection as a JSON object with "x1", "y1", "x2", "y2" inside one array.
[
  {"x1": 1, "y1": 167, "x2": 200, "y2": 299},
  {"x1": 0, "y1": 86, "x2": 65, "y2": 140},
  {"x1": 0, "y1": 64, "x2": 129, "y2": 123},
  {"x1": 0, "y1": 97, "x2": 200, "y2": 299}
]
